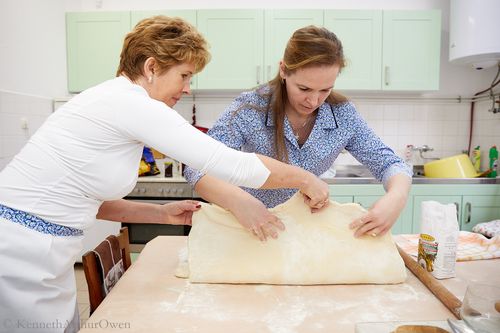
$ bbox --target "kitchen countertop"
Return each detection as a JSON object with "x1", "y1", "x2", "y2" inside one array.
[
  {"x1": 79, "y1": 236, "x2": 500, "y2": 333},
  {"x1": 136, "y1": 174, "x2": 500, "y2": 185}
]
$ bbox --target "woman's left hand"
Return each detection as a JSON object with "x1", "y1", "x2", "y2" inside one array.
[
  {"x1": 349, "y1": 174, "x2": 411, "y2": 238},
  {"x1": 349, "y1": 192, "x2": 406, "y2": 238},
  {"x1": 161, "y1": 200, "x2": 201, "y2": 225}
]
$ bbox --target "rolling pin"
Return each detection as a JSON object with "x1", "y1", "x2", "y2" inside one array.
[{"x1": 396, "y1": 244, "x2": 462, "y2": 319}]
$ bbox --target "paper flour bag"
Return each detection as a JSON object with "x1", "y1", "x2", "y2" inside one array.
[{"x1": 418, "y1": 201, "x2": 459, "y2": 279}]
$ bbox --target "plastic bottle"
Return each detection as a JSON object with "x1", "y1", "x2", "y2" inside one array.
[
  {"x1": 489, "y1": 146, "x2": 498, "y2": 178},
  {"x1": 472, "y1": 146, "x2": 481, "y2": 173}
]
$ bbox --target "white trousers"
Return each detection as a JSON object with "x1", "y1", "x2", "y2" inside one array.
[{"x1": 0, "y1": 218, "x2": 83, "y2": 333}]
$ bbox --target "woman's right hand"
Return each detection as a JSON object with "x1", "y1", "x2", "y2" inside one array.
[
  {"x1": 230, "y1": 196, "x2": 285, "y2": 242},
  {"x1": 299, "y1": 173, "x2": 330, "y2": 212}
]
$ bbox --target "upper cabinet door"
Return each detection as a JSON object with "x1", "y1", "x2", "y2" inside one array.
[
  {"x1": 382, "y1": 10, "x2": 441, "y2": 91},
  {"x1": 130, "y1": 10, "x2": 197, "y2": 89},
  {"x1": 324, "y1": 10, "x2": 382, "y2": 90},
  {"x1": 196, "y1": 10, "x2": 264, "y2": 90},
  {"x1": 264, "y1": 10, "x2": 324, "y2": 82},
  {"x1": 66, "y1": 12, "x2": 131, "y2": 93}
]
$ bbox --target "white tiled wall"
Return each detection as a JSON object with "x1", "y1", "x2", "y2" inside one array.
[
  {"x1": 0, "y1": 91, "x2": 53, "y2": 170},
  {"x1": 1, "y1": 91, "x2": 499, "y2": 172},
  {"x1": 176, "y1": 95, "x2": 475, "y2": 167}
]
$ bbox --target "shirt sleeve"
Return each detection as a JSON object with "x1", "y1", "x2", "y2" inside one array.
[
  {"x1": 184, "y1": 97, "x2": 248, "y2": 186},
  {"x1": 114, "y1": 93, "x2": 269, "y2": 188},
  {"x1": 341, "y1": 103, "x2": 412, "y2": 190}
]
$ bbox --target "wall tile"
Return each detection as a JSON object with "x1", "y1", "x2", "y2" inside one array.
[
  {"x1": 2, "y1": 91, "x2": 495, "y2": 168},
  {"x1": 383, "y1": 120, "x2": 398, "y2": 136},
  {"x1": 2, "y1": 136, "x2": 28, "y2": 157},
  {"x1": 442, "y1": 120, "x2": 458, "y2": 136},
  {"x1": 383, "y1": 104, "x2": 399, "y2": 120}
]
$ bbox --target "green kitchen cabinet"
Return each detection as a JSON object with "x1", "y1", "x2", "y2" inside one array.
[
  {"x1": 196, "y1": 10, "x2": 264, "y2": 89},
  {"x1": 328, "y1": 184, "x2": 413, "y2": 234},
  {"x1": 130, "y1": 10, "x2": 196, "y2": 27},
  {"x1": 130, "y1": 10, "x2": 198, "y2": 89},
  {"x1": 355, "y1": 195, "x2": 412, "y2": 235},
  {"x1": 329, "y1": 195, "x2": 354, "y2": 204},
  {"x1": 264, "y1": 10, "x2": 324, "y2": 82},
  {"x1": 329, "y1": 183, "x2": 500, "y2": 235},
  {"x1": 382, "y1": 10, "x2": 441, "y2": 90},
  {"x1": 324, "y1": 10, "x2": 382, "y2": 90},
  {"x1": 66, "y1": 12, "x2": 131, "y2": 93},
  {"x1": 412, "y1": 195, "x2": 462, "y2": 234},
  {"x1": 461, "y1": 196, "x2": 500, "y2": 231},
  {"x1": 325, "y1": 10, "x2": 440, "y2": 91}
]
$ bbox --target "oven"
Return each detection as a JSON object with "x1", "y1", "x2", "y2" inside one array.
[{"x1": 123, "y1": 180, "x2": 201, "y2": 251}]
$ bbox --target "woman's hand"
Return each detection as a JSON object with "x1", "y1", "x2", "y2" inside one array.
[
  {"x1": 349, "y1": 174, "x2": 410, "y2": 237},
  {"x1": 230, "y1": 196, "x2": 285, "y2": 242},
  {"x1": 300, "y1": 173, "x2": 330, "y2": 212},
  {"x1": 161, "y1": 200, "x2": 201, "y2": 225}
]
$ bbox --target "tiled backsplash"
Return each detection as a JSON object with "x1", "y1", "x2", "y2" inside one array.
[
  {"x1": 0, "y1": 90, "x2": 53, "y2": 170},
  {"x1": 1, "y1": 91, "x2": 499, "y2": 172},
  {"x1": 174, "y1": 94, "x2": 477, "y2": 167}
]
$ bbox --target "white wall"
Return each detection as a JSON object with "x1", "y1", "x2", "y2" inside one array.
[{"x1": 1, "y1": 0, "x2": 499, "y2": 171}]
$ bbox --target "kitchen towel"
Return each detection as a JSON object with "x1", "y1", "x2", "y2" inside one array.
[
  {"x1": 395, "y1": 232, "x2": 500, "y2": 261},
  {"x1": 93, "y1": 235, "x2": 124, "y2": 295},
  {"x1": 472, "y1": 219, "x2": 500, "y2": 238}
]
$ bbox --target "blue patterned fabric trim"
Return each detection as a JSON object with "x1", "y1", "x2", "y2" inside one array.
[{"x1": 0, "y1": 203, "x2": 83, "y2": 237}]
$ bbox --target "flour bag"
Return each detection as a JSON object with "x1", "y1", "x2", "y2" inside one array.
[{"x1": 418, "y1": 201, "x2": 459, "y2": 279}]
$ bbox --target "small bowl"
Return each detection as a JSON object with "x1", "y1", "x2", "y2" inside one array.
[{"x1": 424, "y1": 154, "x2": 479, "y2": 178}]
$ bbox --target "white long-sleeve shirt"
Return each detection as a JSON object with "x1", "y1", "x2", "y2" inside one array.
[{"x1": 0, "y1": 77, "x2": 269, "y2": 229}]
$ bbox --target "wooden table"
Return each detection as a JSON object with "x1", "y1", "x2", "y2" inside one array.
[{"x1": 78, "y1": 236, "x2": 500, "y2": 333}]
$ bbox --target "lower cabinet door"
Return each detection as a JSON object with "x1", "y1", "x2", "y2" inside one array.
[
  {"x1": 461, "y1": 195, "x2": 500, "y2": 232},
  {"x1": 412, "y1": 195, "x2": 462, "y2": 234}
]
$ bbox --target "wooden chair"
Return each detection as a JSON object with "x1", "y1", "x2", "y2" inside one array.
[{"x1": 82, "y1": 227, "x2": 132, "y2": 314}]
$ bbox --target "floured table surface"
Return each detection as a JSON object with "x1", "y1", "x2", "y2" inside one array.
[{"x1": 79, "y1": 236, "x2": 500, "y2": 333}]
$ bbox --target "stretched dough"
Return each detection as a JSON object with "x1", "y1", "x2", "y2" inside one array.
[{"x1": 186, "y1": 193, "x2": 406, "y2": 285}]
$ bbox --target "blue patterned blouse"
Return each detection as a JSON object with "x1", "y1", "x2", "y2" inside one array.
[{"x1": 184, "y1": 86, "x2": 412, "y2": 208}]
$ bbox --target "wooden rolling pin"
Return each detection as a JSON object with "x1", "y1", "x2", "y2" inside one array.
[{"x1": 396, "y1": 244, "x2": 462, "y2": 319}]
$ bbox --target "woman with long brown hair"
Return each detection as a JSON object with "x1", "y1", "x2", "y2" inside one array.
[{"x1": 185, "y1": 25, "x2": 412, "y2": 241}]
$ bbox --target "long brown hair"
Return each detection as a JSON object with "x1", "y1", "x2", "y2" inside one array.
[{"x1": 261, "y1": 25, "x2": 348, "y2": 162}]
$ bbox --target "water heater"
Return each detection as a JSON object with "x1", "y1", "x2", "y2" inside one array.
[{"x1": 449, "y1": 0, "x2": 500, "y2": 70}]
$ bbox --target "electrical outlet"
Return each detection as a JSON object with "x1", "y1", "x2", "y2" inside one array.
[{"x1": 20, "y1": 117, "x2": 28, "y2": 130}]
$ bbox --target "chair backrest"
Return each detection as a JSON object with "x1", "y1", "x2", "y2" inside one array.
[{"x1": 82, "y1": 227, "x2": 131, "y2": 314}]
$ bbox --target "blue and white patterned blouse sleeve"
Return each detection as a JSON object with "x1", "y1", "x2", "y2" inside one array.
[
  {"x1": 183, "y1": 96, "x2": 248, "y2": 186},
  {"x1": 341, "y1": 102, "x2": 412, "y2": 189}
]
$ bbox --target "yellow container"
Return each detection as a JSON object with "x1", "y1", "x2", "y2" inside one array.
[{"x1": 424, "y1": 154, "x2": 479, "y2": 178}]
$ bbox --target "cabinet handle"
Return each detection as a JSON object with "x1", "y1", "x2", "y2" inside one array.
[
  {"x1": 256, "y1": 66, "x2": 261, "y2": 84},
  {"x1": 267, "y1": 65, "x2": 271, "y2": 81},
  {"x1": 465, "y1": 202, "x2": 471, "y2": 224},
  {"x1": 454, "y1": 202, "x2": 459, "y2": 221},
  {"x1": 384, "y1": 66, "x2": 390, "y2": 86}
]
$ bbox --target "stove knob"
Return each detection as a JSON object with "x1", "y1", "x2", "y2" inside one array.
[
  {"x1": 177, "y1": 188, "x2": 184, "y2": 194},
  {"x1": 158, "y1": 189, "x2": 164, "y2": 194},
  {"x1": 139, "y1": 188, "x2": 146, "y2": 194},
  {"x1": 164, "y1": 188, "x2": 171, "y2": 194}
]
